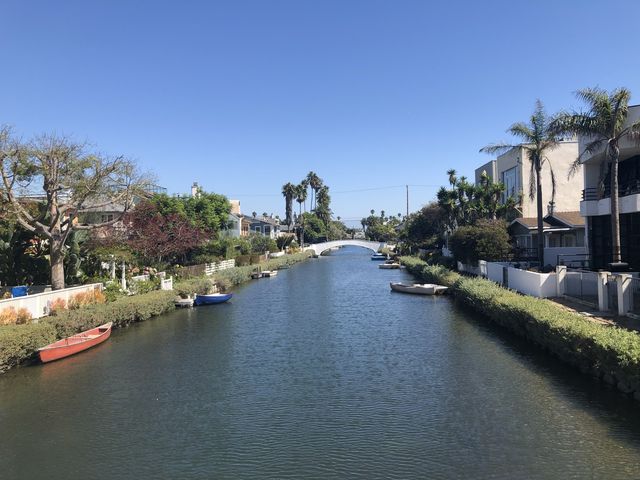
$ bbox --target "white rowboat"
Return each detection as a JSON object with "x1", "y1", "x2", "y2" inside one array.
[{"x1": 390, "y1": 282, "x2": 448, "y2": 295}]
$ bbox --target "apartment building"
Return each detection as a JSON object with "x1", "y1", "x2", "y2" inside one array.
[{"x1": 579, "y1": 105, "x2": 640, "y2": 269}]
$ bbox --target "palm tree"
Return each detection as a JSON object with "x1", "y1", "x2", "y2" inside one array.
[
  {"x1": 553, "y1": 87, "x2": 640, "y2": 266},
  {"x1": 295, "y1": 183, "x2": 307, "y2": 218},
  {"x1": 447, "y1": 169, "x2": 457, "y2": 188},
  {"x1": 306, "y1": 171, "x2": 323, "y2": 211},
  {"x1": 481, "y1": 100, "x2": 562, "y2": 268},
  {"x1": 316, "y1": 185, "x2": 331, "y2": 226},
  {"x1": 281, "y1": 182, "x2": 296, "y2": 228},
  {"x1": 299, "y1": 179, "x2": 309, "y2": 212}
]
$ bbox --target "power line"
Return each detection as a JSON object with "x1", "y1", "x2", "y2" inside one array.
[{"x1": 226, "y1": 184, "x2": 440, "y2": 197}]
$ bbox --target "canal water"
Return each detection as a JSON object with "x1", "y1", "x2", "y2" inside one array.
[{"x1": 2, "y1": 246, "x2": 640, "y2": 479}]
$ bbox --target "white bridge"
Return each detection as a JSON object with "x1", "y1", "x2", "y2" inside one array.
[{"x1": 305, "y1": 240, "x2": 386, "y2": 255}]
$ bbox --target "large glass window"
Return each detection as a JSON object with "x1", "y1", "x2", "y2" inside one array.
[{"x1": 501, "y1": 166, "x2": 520, "y2": 202}]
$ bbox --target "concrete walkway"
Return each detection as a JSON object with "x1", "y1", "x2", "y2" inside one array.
[{"x1": 550, "y1": 296, "x2": 640, "y2": 333}]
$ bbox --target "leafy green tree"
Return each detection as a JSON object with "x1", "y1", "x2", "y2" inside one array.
[
  {"x1": 481, "y1": 100, "x2": 562, "y2": 267},
  {"x1": 400, "y1": 202, "x2": 446, "y2": 250},
  {"x1": 553, "y1": 87, "x2": 640, "y2": 265},
  {"x1": 315, "y1": 185, "x2": 332, "y2": 226},
  {"x1": 151, "y1": 192, "x2": 230, "y2": 234},
  {"x1": 300, "y1": 212, "x2": 327, "y2": 243},
  {"x1": 249, "y1": 233, "x2": 277, "y2": 254},
  {"x1": 449, "y1": 220, "x2": 511, "y2": 264}
]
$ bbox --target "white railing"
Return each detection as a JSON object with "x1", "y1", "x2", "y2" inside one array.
[
  {"x1": 160, "y1": 277, "x2": 173, "y2": 290},
  {"x1": 0, "y1": 283, "x2": 104, "y2": 321},
  {"x1": 204, "y1": 259, "x2": 236, "y2": 276}
]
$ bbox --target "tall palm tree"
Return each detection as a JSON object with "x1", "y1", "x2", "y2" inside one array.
[
  {"x1": 295, "y1": 183, "x2": 307, "y2": 218},
  {"x1": 316, "y1": 185, "x2": 331, "y2": 226},
  {"x1": 295, "y1": 183, "x2": 308, "y2": 246},
  {"x1": 281, "y1": 182, "x2": 296, "y2": 228},
  {"x1": 481, "y1": 100, "x2": 562, "y2": 268},
  {"x1": 553, "y1": 87, "x2": 640, "y2": 266},
  {"x1": 306, "y1": 171, "x2": 323, "y2": 211}
]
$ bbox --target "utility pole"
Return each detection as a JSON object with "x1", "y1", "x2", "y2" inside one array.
[{"x1": 406, "y1": 185, "x2": 409, "y2": 217}]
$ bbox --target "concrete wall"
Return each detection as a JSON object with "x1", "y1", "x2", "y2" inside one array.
[
  {"x1": 487, "y1": 262, "x2": 506, "y2": 285},
  {"x1": 474, "y1": 160, "x2": 497, "y2": 184},
  {"x1": 507, "y1": 268, "x2": 558, "y2": 298},
  {"x1": 544, "y1": 247, "x2": 588, "y2": 267},
  {"x1": 0, "y1": 283, "x2": 103, "y2": 321},
  {"x1": 459, "y1": 261, "x2": 557, "y2": 298},
  {"x1": 496, "y1": 142, "x2": 582, "y2": 218}
]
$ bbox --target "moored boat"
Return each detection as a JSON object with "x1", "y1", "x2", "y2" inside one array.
[
  {"x1": 390, "y1": 282, "x2": 448, "y2": 295},
  {"x1": 38, "y1": 322, "x2": 113, "y2": 363},
  {"x1": 194, "y1": 292, "x2": 233, "y2": 306},
  {"x1": 261, "y1": 270, "x2": 278, "y2": 277},
  {"x1": 371, "y1": 253, "x2": 387, "y2": 261},
  {"x1": 379, "y1": 262, "x2": 401, "y2": 269}
]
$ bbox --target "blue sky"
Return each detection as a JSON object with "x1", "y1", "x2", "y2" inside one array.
[{"x1": 3, "y1": 0, "x2": 640, "y2": 225}]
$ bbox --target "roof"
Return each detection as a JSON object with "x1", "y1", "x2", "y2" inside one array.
[
  {"x1": 510, "y1": 217, "x2": 552, "y2": 229},
  {"x1": 510, "y1": 211, "x2": 584, "y2": 230},
  {"x1": 548, "y1": 211, "x2": 584, "y2": 228}
]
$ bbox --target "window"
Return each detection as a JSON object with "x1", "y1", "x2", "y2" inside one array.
[
  {"x1": 101, "y1": 214, "x2": 114, "y2": 223},
  {"x1": 501, "y1": 166, "x2": 520, "y2": 203}
]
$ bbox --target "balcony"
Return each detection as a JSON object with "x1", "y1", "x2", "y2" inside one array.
[{"x1": 581, "y1": 180, "x2": 640, "y2": 216}]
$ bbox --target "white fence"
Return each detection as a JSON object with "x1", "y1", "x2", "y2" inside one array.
[
  {"x1": 459, "y1": 261, "x2": 558, "y2": 298},
  {"x1": 204, "y1": 259, "x2": 235, "y2": 276},
  {"x1": 160, "y1": 277, "x2": 173, "y2": 290},
  {"x1": 458, "y1": 260, "x2": 640, "y2": 317},
  {"x1": 0, "y1": 283, "x2": 104, "y2": 321}
]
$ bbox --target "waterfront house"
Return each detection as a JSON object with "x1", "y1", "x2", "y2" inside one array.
[
  {"x1": 508, "y1": 210, "x2": 586, "y2": 267},
  {"x1": 248, "y1": 215, "x2": 280, "y2": 239},
  {"x1": 579, "y1": 104, "x2": 640, "y2": 269},
  {"x1": 475, "y1": 140, "x2": 582, "y2": 217}
]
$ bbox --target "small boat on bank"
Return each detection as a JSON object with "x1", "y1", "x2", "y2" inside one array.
[
  {"x1": 390, "y1": 282, "x2": 448, "y2": 295},
  {"x1": 261, "y1": 270, "x2": 278, "y2": 278},
  {"x1": 371, "y1": 253, "x2": 387, "y2": 261},
  {"x1": 379, "y1": 262, "x2": 401, "y2": 269},
  {"x1": 38, "y1": 322, "x2": 113, "y2": 363},
  {"x1": 194, "y1": 293, "x2": 233, "y2": 306}
]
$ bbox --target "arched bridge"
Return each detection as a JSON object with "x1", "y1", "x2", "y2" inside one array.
[{"x1": 305, "y1": 240, "x2": 386, "y2": 255}]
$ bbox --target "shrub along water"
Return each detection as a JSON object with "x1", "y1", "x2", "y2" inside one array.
[{"x1": 400, "y1": 256, "x2": 640, "y2": 400}]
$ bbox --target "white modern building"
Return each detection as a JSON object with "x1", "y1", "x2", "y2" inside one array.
[{"x1": 579, "y1": 105, "x2": 640, "y2": 269}]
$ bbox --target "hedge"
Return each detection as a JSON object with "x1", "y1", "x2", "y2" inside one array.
[
  {"x1": 0, "y1": 290, "x2": 176, "y2": 373},
  {"x1": 400, "y1": 256, "x2": 640, "y2": 399}
]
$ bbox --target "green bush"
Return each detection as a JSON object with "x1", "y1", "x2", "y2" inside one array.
[
  {"x1": 130, "y1": 278, "x2": 160, "y2": 295},
  {"x1": 0, "y1": 323, "x2": 58, "y2": 373},
  {"x1": 400, "y1": 256, "x2": 640, "y2": 397},
  {"x1": 173, "y1": 277, "x2": 214, "y2": 297},
  {"x1": 0, "y1": 290, "x2": 176, "y2": 373},
  {"x1": 104, "y1": 282, "x2": 126, "y2": 302},
  {"x1": 43, "y1": 290, "x2": 176, "y2": 338},
  {"x1": 449, "y1": 219, "x2": 511, "y2": 264}
]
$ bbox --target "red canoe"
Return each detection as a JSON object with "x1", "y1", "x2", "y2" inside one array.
[{"x1": 38, "y1": 322, "x2": 113, "y2": 363}]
